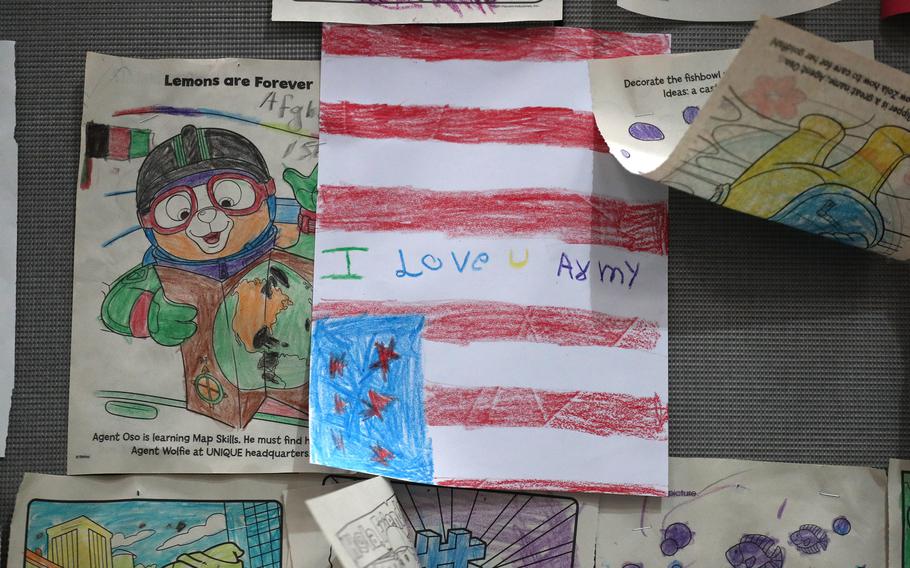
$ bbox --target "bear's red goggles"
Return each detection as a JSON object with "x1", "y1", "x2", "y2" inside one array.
[{"x1": 140, "y1": 173, "x2": 275, "y2": 235}]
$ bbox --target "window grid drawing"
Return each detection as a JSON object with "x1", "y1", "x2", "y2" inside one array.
[{"x1": 242, "y1": 502, "x2": 281, "y2": 568}]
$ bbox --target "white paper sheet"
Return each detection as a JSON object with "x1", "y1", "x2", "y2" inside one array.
[
  {"x1": 888, "y1": 459, "x2": 910, "y2": 567},
  {"x1": 68, "y1": 53, "x2": 324, "y2": 474},
  {"x1": 310, "y1": 24, "x2": 671, "y2": 496},
  {"x1": 305, "y1": 477, "x2": 418, "y2": 568},
  {"x1": 0, "y1": 41, "x2": 16, "y2": 458},
  {"x1": 284, "y1": 485, "x2": 339, "y2": 568},
  {"x1": 617, "y1": 0, "x2": 842, "y2": 21},
  {"x1": 598, "y1": 457, "x2": 886, "y2": 568},
  {"x1": 271, "y1": 0, "x2": 560, "y2": 25},
  {"x1": 8, "y1": 472, "x2": 328, "y2": 568}
]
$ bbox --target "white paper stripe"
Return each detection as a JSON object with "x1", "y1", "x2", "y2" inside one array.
[
  {"x1": 430, "y1": 426, "x2": 668, "y2": 488},
  {"x1": 321, "y1": 56, "x2": 592, "y2": 111},
  {"x1": 318, "y1": 134, "x2": 668, "y2": 204},
  {"x1": 423, "y1": 341, "x2": 668, "y2": 397}
]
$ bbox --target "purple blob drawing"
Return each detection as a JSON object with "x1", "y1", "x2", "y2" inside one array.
[
  {"x1": 665, "y1": 522, "x2": 694, "y2": 548},
  {"x1": 725, "y1": 534, "x2": 785, "y2": 568},
  {"x1": 777, "y1": 498, "x2": 787, "y2": 519},
  {"x1": 789, "y1": 524, "x2": 829, "y2": 554},
  {"x1": 682, "y1": 106, "x2": 700, "y2": 124},
  {"x1": 621, "y1": 149, "x2": 631, "y2": 158},
  {"x1": 832, "y1": 516, "x2": 851, "y2": 535},
  {"x1": 629, "y1": 122, "x2": 665, "y2": 142},
  {"x1": 661, "y1": 538, "x2": 679, "y2": 556}
]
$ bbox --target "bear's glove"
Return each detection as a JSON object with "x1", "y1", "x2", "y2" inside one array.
[
  {"x1": 283, "y1": 165, "x2": 318, "y2": 212},
  {"x1": 148, "y1": 288, "x2": 198, "y2": 346}
]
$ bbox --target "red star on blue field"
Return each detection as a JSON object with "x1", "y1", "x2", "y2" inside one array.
[
  {"x1": 311, "y1": 315, "x2": 432, "y2": 481},
  {"x1": 370, "y1": 338, "x2": 400, "y2": 381},
  {"x1": 362, "y1": 390, "x2": 394, "y2": 421},
  {"x1": 372, "y1": 445, "x2": 394, "y2": 465},
  {"x1": 334, "y1": 393, "x2": 347, "y2": 414},
  {"x1": 329, "y1": 354, "x2": 346, "y2": 378}
]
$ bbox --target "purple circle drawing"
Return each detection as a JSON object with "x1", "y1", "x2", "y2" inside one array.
[
  {"x1": 661, "y1": 538, "x2": 680, "y2": 556},
  {"x1": 682, "y1": 106, "x2": 700, "y2": 124},
  {"x1": 832, "y1": 516, "x2": 851, "y2": 535},
  {"x1": 664, "y1": 523, "x2": 693, "y2": 548},
  {"x1": 629, "y1": 122, "x2": 665, "y2": 142},
  {"x1": 621, "y1": 149, "x2": 631, "y2": 158}
]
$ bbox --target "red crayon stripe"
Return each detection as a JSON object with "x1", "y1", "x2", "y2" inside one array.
[
  {"x1": 313, "y1": 300, "x2": 662, "y2": 351},
  {"x1": 108, "y1": 126, "x2": 132, "y2": 161},
  {"x1": 424, "y1": 383, "x2": 668, "y2": 440},
  {"x1": 320, "y1": 102, "x2": 609, "y2": 153},
  {"x1": 435, "y1": 478, "x2": 667, "y2": 496},
  {"x1": 323, "y1": 25, "x2": 671, "y2": 62},
  {"x1": 318, "y1": 185, "x2": 668, "y2": 255}
]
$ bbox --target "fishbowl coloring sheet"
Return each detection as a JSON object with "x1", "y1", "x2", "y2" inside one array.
[
  {"x1": 592, "y1": 18, "x2": 910, "y2": 259},
  {"x1": 598, "y1": 458, "x2": 886, "y2": 568},
  {"x1": 68, "y1": 53, "x2": 323, "y2": 474},
  {"x1": 589, "y1": 41, "x2": 873, "y2": 176}
]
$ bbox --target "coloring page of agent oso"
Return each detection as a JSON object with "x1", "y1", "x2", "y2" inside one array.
[
  {"x1": 101, "y1": 125, "x2": 317, "y2": 429},
  {"x1": 68, "y1": 54, "x2": 322, "y2": 474}
]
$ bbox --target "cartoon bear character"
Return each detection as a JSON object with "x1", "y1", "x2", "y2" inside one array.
[{"x1": 101, "y1": 125, "x2": 318, "y2": 428}]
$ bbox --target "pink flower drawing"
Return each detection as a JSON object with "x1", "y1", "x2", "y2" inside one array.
[{"x1": 741, "y1": 75, "x2": 807, "y2": 120}]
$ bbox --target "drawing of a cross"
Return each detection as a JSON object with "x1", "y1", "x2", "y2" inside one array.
[{"x1": 415, "y1": 528, "x2": 486, "y2": 568}]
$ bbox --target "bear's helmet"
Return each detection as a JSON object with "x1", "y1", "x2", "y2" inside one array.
[{"x1": 136, "y1": 125, "x2": 271, "y2": 215}]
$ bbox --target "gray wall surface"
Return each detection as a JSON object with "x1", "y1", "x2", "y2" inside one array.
[{"x1": 0, "y1": 0, "x2": 909, "y2": 557}]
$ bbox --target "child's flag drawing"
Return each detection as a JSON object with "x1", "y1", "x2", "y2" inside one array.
[{"x1": 310, "y1": 25, "x2": 672, "y2": 496}]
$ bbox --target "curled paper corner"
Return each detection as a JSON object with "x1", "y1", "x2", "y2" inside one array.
[{"x1": 305, "y1": 476, "x2": 419, "y2": 568}]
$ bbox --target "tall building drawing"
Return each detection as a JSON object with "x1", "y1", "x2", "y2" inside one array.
[
  {"x1": 224, "y1": 501, "x2": 282, "y2": 568},
  {"x1": 111, "y1": 552, "x2": 135, "y2": 568},
  {"x1": 45, "y1": 516, "x2": 113, "y2": 568}
]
